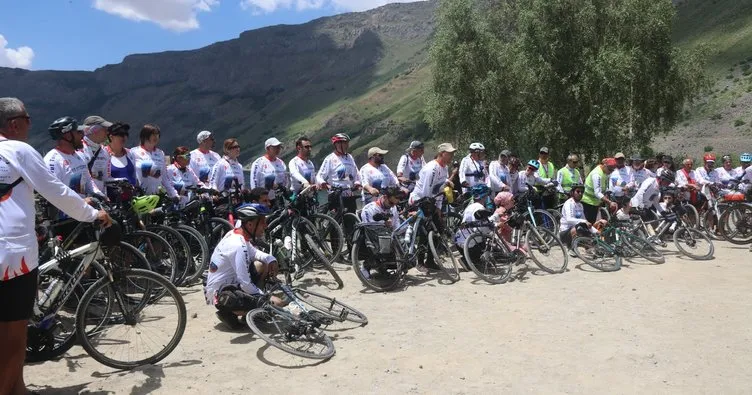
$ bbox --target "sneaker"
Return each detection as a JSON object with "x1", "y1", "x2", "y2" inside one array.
[
  {"x1": 568, "y1": 249, "x2": 578, "y2": 258},
  {"x1": 216, "y1": 311, "x2": 244, "y2": 330},
  {"x1": 415, "y1": 264, "x2": 428, "y2": 273}
]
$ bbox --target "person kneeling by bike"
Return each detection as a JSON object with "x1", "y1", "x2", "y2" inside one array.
[
  {"x1": 360, "y1": 186, "x2": 402, "y2": 228},
  {"x1": 455, "y1": 184, "x2": 497, "y2": 269},
  {"x1": 205, "y1": 203, "x2": 284, "y2": 329},
  {"x1": 559, "y1": 184, "x2": 601, "y2": 249}
]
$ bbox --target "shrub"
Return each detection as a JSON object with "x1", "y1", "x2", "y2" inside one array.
[
  {"x1": 734, "y1": 119, "x2": 746, "y2": 127},
  {"x1": 704, "y1": 145, "x2": 713, "y2": 152},
  {"x1": 731, "y1": 103, "x2": 738, "y2": 108},
  {"x1": 726, "y1": 74, "x2": 734, "y2": 79},
  {"x1": 710, "y1": 113, "x2": 722, "y2": 120}
]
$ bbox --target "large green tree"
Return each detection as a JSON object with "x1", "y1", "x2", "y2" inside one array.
[{"x1": 427, "y1": 0, "x2": 707, "y2": 163}]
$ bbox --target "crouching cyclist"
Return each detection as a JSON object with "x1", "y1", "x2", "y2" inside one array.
[
  {"x1": 205, "y1": 203, "x2": 284, "y2": 329},
  {"x1": 559, "y1": 183, "x2": 602, "y2": 249},
  {"x1": 360, "y1": 186, "x2": 402, "y2": 227},
  {"x1": 455, "y1": 184, "x2": 497, "y2": 269}
]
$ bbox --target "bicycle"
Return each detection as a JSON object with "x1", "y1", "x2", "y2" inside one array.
[
  {"x1": 458, "y1": 212, "x2": 524, "y2": 284},
  {"x1": 571, "y1": 215, "x2": 650, "y2": 272},
  {"x1": 245, "y1": 278, "x2": 367, "y2": 360},
  {"x1": 631, "y1": 205, "x2": 712, "y2": 260}
]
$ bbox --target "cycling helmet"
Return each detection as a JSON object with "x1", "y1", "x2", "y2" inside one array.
[
  {"x1": 235, "y1": 203, "x2": 270, "y2": 222},
  {"x1": 48, "y1": 116, "x2": 79, "y2": 140},
  {"x1": 330, "y1": 133, "x2": 350, "y2": 144},
  {"x1": 659, "y1": 169, "x2": 675, "y2": 183},
  {"x1": 527, "y1": 160, "x2": 540, "y2": 170},
  {"x1": 722, "y1": 154, "x2": 732, "y2": 163},
  {"x1": 470, "y1": 184, "x2": 490, "y2": 199},
  {"x1": 469, "y1": 142, "x2": 485, "y2": 152},
  {"x1": 408, "y1": 141, "x2": 424, "y2": 150},
  {"x1": 703, "y1": 153, "x2": 716, "y2": 162},
  {"x1": 131, "y1": 195, "x2": 160, "y2": 215},
  {"x1": 574, "y1": 223, "x2": 591, "y2": 237},
  {"x1": 740, "y1": 153, "x2": 752, "y2": 163},
  {"x1": 383, "y1": 186, "x2": 404, "y2": 199},
  {"x1": 569, "y1": 183, "x2": 585, "y2": 194}
]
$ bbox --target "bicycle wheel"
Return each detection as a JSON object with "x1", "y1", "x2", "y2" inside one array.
[
  {"x1": 571, "y1": 236, "x2": 621, "y2": 272},
  {"x1": 124, "y1": 230, "x2": 177, "y2": 283},
  {"x1": 525, "y1": 227, "x2": 568, "y2": 274},
  {"x1": 598, "y1": 206, "x2": 611, "y2": 221},
  {"x1": 176, "y1": 225, "x2": 210, "y2": 285},
  {"x1": 462, "y1": 232, "x2": 515, "y2": 284},
  {"x1": 350, "y1": 237, "x2": 403, "y2": 292},
  {"x1": 443, "y1": 212, "x2": 463, "y2": 239},
  {"x1": 310, "y1": 213, "x2": 344, "y2": 264},
  {"x1": 679, "y1": 203, "x2": 700, "y2": 229},
  {"x1": 208, "y1": 217, "x2": 233, "y2": 250},
  {"x1": 292, "y1": 288, "x2": 368, "y2": 324},
  {"x1": 428, "y1": 230, "x2": 460, "y2": 283},
  {"x1": 719, "y1": 204, "x2": 752, "y2": 245},
  {"x1": 150, "y1": 225, "x2": 191, "y2": 286},
  {"x1": 700, "y1": 209, "x2": 722, "y2": 240},
  {"x1": 532, "y1": 209, "x2": 559, "y2": 234},
  {"x1": 246, "y1": 308, "x2": 335, "y2": 360},
  {"x1": 302, "y1": 232, "x2": 344, "y2": 288},
  {"x1": 673, "y1": 227, "x2": 714, "y2": 260},
  {"x1": 620, "y1": 231, "x2": 665, "y2": 264},
  {"x1": 76, "y1": 269, "x2": 186, "y2": 370}
]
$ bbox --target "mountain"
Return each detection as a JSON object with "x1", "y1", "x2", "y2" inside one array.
[{"x1": 2, "y1": 0, "x2": 751, "y2": 165}]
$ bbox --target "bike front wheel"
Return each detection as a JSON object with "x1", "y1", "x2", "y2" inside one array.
[
  {"x1": 673, "y1": 227, "x2": 714, "y2": 260},
  {"x1": 526, "y1": 227, "x2": 568, "y2": 273},
  {"x1": 571, "y1": 236, "x2": 621, "y2": 272},
  {"x1": 621, "y1": 232, "x2": 665, "y2": 264},
  {"x1": 462, "y1": 232, "x2": 515, "y2": 284},
  {"x1": 428, "y1": 230, "x2": 460, "y2": 283},
  {"x1": 246, "y1": 307, "x2": 335, "y2": 360}
]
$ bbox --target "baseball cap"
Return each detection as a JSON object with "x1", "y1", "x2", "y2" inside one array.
[
  {"x1": 368, "y1": 147, "x2": 389, "y2": 157},
  {"x1": 500, "y1": 149, "x2": 512, "y2": 157},
  {"x1": 614, "y1": 152, "x2": 626, "y2": 159},
  {"x1": 197, "y1": 130, "x2": 213, "y2": 144},
  {"x1": 631, "y1": 154, "x2": 644, "y2": 161},
  {"x1": 83, "y1": 115, "x2": 113, "y2": 129},
  {"x1": 108, "y1": 122, "x2": 130, "y2": 136},
  {"x1": 409, "y1": 141, "x2": 424, "y2": 150},
  {"x1": 265, "y1": 137, "x2": 283, "y2": 148},
  {"x1": 603, "y1": 158, "x2": 617, "y2": 167},
  {"x1": 539, "y1": 147, "x2": 549, "y2": 154},
  {"x1": 437, "y1": 143, "x2": 457, "y2": 153}
]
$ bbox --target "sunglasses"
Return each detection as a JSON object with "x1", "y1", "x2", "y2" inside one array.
[
  {"x1": 570, "y1": 160, "x2": 579, "y2": 164},
  {"x1": 177, "y1": 154, "x2": 190, "y2": 160},
  {"x1": 7, "y1": 114, "x2": 31, "y2": 122},
  {"x1": 301, "y1": 145, "x2": 313, "y2": 149},
  {"x1": 229, "y1": 145, "x2": 240, "y2": 149},
  {"x1": 572, "y1": 189, "x2": 583, "y2": 193}
]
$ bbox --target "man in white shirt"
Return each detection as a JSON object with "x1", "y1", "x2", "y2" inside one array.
[
  {"x1": 488, "y1": 149, "x2": 512, "y2": 194},
  {"x1": 609, "y1": 152, "x2": 633, "y2": 206},
  {"x1": 190, "y1": 131, "x2": 222, "y2": 187},
  {"x1": 675, "y1": 158, "x2": 700, "y2": 204},
  {"x1": 558, "y1": 184, "x2": 597, "y2": 248},
  {"x1": 0, "y1": 98, "x2": 111, "y2": 395},
  {"x1": 250, "y1": 137, "x2": 288, "y2": 201},
  {"x1": 360, "y1": 147, "x2": 400, "y2": 204},
  {"x1": 396, "y1": 141, "x2": 426, "y2": 192},
  {"x1": 459, "y1": 142, "x2": 487, "y2": 192},
  {"x1": 360, "y1": 186, "x2": 402, "y2": 228},
  {"x1": 79, "y1": 115, "x2": 113, "y2": 192},
  {"x1": 631, "y1": 171, "x2": 674, "y2": 214},
  {"x1": 288, "y1": 136, "x2": 316, "y2": 193},
  {"x1": 410, "y1": 143, "x2": 456, "y2": 206}
]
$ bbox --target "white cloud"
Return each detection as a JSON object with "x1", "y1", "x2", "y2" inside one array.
[
  {"x1": 239, "y1": 0, "x2": 422, "y2": 14},
  {"x1": 93, "y1": 0, "x2": 219, "y2": 32},
  {"x1": 0, "y1": 34, "x2": 34, "y2": 69}
]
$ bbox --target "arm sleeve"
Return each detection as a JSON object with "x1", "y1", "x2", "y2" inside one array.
[
  {"x1": 316, "y1": 156, "x2": 330, "y2": 185},
  {"x1": 160, "y1": 157, "x2": 178, "y2": 197},
  {"x1": 351, "y1": 155, "x2": 362, "y2": 184},
  {"x1": 20, "y1": 147, "x2": 98, "y2": 222},
  {"x1": 386, "y1": 166, "x2": 399, "y2": 187},
  {"x1": 249, "y1": 159, "x2": 260, "y2": 189},
  {"x1": 360, "y1": 204, "x2": 374, "y2": 222},
  {"x1": 133, "y1": 150, "x2": 147, "y2": 188},
  {"x1": 188, "y1": 167, "x2": 201, "y2": 187},
  {"x1": 126, "y1": 150, "x2": 140, "y2": 187},
  {"x1": 209, "y1": 162, "x2": 225, "y2": 191},
  {"x1": 289, "y1": 159, "x2": 309, "y2": 187},
  {"x1": 593, "y1": 173, "x2": 605, "y2": 200},
  {"x1": 555, "y1": 169, "x2": 565, "y2": 193},
  {"x1": 489, "y1": 162, "x2": 503, "y2": 191},
  {"x1": 396, "y1": 155, "x2": 407, "y2": 177},
  {"x1": 459, "y1": 158, "x2": 469, "y2": 184},
  {"x1": 630, "y1": 179, "x2": 650, "y2": 208},
  {"x1": 360, "y1": 166, "x2": 372, "y2": 188}
]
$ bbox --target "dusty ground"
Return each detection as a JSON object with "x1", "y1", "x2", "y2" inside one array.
[{"x1": 26, "y1": 241, "x2": 752, "y2": 395}]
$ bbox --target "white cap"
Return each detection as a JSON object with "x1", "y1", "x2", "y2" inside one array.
[
  {"x1": 265, "y1": 137, "x2": 283, "y2": 148},
  {"x1": 197, "y1": 130, "x2": 213, "y2": 144}
]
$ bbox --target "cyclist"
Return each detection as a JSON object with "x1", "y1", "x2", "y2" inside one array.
[
  {"x1": 360, "y1": 147, "x2": 400, "y2": 205},
  {"x1": 79, "y1": 115, "x2": 113, "y2": 192},
  {"x1": 209, "y1": 138, "x2": 245, "y2": 194},
  {"x1": 396, "y1": 141, "x2": 426, "y2": 192},
  {"x1": 516, "y1": 160, "x2": 551, "y2": 197},
  {"x1": 631, "y1": 170, "x2": 674, "y2": 216},
  {"x1": 288, "y1": 136, "x2": 316, "y2": 194},
  {"x1": 454, "y1": 184, "x2": 497, "y2": 269},
  {"x1": 131, "y1": 124, "x2": 178, "y2": 200},
  {"x1": 44, "y1": 117, "x2": 104, "y2": 209},
  {"x1": 629, "y1": 154, "x2": 651, "y2": 187},
  {"x1": 556, "y1": 153, "x2": 582, "y2": 195},
  {"x1": 205, "y1": 203, "x2": 283, "y2": 329},
  {"x1": 675, "y1": 158, "x2": 701, "y2": 206},
  {"x1": 249, "y1": 137, "x2": 287, "y2": 201},
  {"x1": 558, "y1": 183, "x2": 598, "y2": 248},
  {"x1": 488, "y1": 149, "x2": 512, "y2": 194},
  {"x1": 166, "y1": 146, "x2": 201, "y2": 207},
  {"x1": 609, "y1": 152, "x2": 633, "y2": 206},
  {"x1": 409, "y1": 143, "x2": 456, "y2": 206},
  {"x1": 189, "y1": 131, "x2": 221, "y2": 187},
  {"x1": 459, "y1": 142, "x2": 487, "y2": 192},
  {"x1": 537, "y1": 146, "x2": 557, "y2": 207},
  {"x1": 0, "y1": 98, "x2": 112, "y2": 395},
  {"x1": 711, "y1": 155, "x2": 736, "y2": 187},
  {"x1": 360, "y1": 186, "x2": 402, "y2": 228},
  {"x1": 582, "y1": 157, "x2": 618, "y2": 223},
  {"x1": 657, "y1": 155, "x2": 674, "y2": 177},
  {"x1": 735, "y1": 153, "x2": 751, "y2": 179},
  {"x1": 316, "y1": 133, "x2": 361, "y2": 208},
  {"x1": 103, "y1": 122, "x2": 137, "y2": 195}
]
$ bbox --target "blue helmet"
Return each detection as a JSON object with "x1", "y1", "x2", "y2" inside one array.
[
  {"x1": 235, "y1": 203, "x2": 270, "y2": 222},
  {"x1": 527, "y1": 160, "x2": 540, "y2": 170},
  {"x1": 470, "y1": 184, "x2": 490, "y2": 199},
  {"x1": 740, "y1": 153, "x2": 752, "y2": 163}
]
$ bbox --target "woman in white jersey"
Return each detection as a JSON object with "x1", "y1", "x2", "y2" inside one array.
[
  {"x1": 103, "y1": 122, "x2": 139, "y2": 200},
  {"x1": 166, "y1": 146, "x2": 201, "y2": 207},
  {"x1": 131, "y1": 124, "x2": 178, "y2": 200},
  {"x1": 396, "y1": 141, "x2": 426, "y2": 192},
  {"x1": 209, "y1": 138, "x2": 246, "y2": 194}
]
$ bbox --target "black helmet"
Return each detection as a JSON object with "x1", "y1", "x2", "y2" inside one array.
[
  {"x1": 659, "y1": 169, "x2": 675, "y2": 183},
  {"x1": 575, "y1": 223, "x2": 591, "y2": 237},
  {"x1": 383, "y1": 186, "x2": 404, "y2": 199},
  {"x1": 569, "y1": 183, "x2": 585, "y2": 194},
  {"x1": 48, "y1": 116, "x2": 79, "y2": 140},
  {"x1": 235, "y1": 203, "x2": 270, "y2": 223}
]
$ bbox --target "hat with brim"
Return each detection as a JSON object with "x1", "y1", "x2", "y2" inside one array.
[
  {"x1": 368, "y1": 147, "x2": 389, "y2": 157},
  {"x1": 614, "y1": 152, "x2": 626, "y2": 159},
  {"x1": 539, "y1": 147, "x2": 549, "y2": 154},
  {"x1": 83, "y1": 115, "x2": 113, "y2": 129},
  {"x1": 603, "y1": 158, "x2": 617, "y2": 167},
  {"x1": 500, "y1": 149, "x2": 512, "y2": 157},
  {"x1": 197, "y1": 130, "x2": 213, "y2": 144},
  {"x1": 437, "y1": 143, "x2": 457, "y2": 153},
  {"x1": 265, "y1": 137, "x2": 283, "y2": 148}
]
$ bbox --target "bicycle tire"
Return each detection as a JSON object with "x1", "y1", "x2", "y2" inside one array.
[
  {"x1": 303, "y1": 233, "x2": 344, "y2": 288},
  {"x1": 571, "y1": 236, "x2": 621, "y2": 272},
  {"x1": 443, "y1": 212, "x2": 463, "y2": 239},
  {"x1": 462, "y1": 232, "x2": 514, "y2": 284},
  {"x1": 621, "y1": 232, "x2": 665, "y2": 264},
  {"x1": 124, "y1": 230, "x2": 177, "y2": 283},
  {"x1": 700, "y1": 209, "x2": 722, "y2": 240},
  {"x1": 246, "y1": 307, "x2": 335, "y2": 360},
  {"x1": 532, "y1": 209, "x2": 559, "y2": 234},
  {"x1": 598, "y1": 206, "x2": 611, "y2": 222},
  {"x1": 718, "y1": 204, "x2": 752, "y2": 245},
  {"x1": 673, "y1": 227, "x2": 715, "y2": 260},
  {"x1": 176, "y1": 225, "x2": 210, "y2": 285},
  {"x1": 292, "y1": 288, "x2": 368, "y2": 324},
  {"x1": 428, "y1": 230, "x2": 460, "y2": 283},
  {"x1": 76, "y1": 269, "x2": 187, "y2": 370},
  {"x1": 208, "y1": 217, "x2": 233, "y2": 250},
  {"x1": 679, "y1": 203, "x2": 700, "y2": 229},
  {"x1": 525, "y1": 227, "x2": 568, "y2": 274},
  {"x1": 150, "y1": 225, "x2": 192, "y2": 286},
  {"x1": 350, "y1": 238, "x2": 403, "y2": 292},
  {"x1": 310, "y1": 213, "x2": 345, "y2": 264}
]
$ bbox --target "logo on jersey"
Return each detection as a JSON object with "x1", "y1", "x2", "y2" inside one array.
[{"x1": 209, "y1": 262, "x2": 218, "y2": 273}]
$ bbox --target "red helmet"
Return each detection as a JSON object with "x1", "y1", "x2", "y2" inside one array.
[
  {"x1": 703, "y1": 153, "x2": 716, "y2": 162},
  {"x1": 330, "y1": 133, "x2": 350, "y2": 144}
]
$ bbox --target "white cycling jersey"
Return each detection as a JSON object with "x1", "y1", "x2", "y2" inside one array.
[
  {"x1": 250, "y1": 155, "x2": 287, "y2": 199},
  {"x1": 409, "y1": 159, "x2": 449, "y2": 206},
  {"x1": 79, "y1": 136, "x2": 110, "y2": 192},
  {"x1": 360, "y1": 199, "x2": 400, "y2": 228},
  {"x1": 459, "y1": 155, "x2": 487, "y2": 192},
  {"x1": 559, "y1": 198, "x2": 588, "y2": 233},
  {"x1": 209, "y1": 156, "x2": 245, "y2": 193},
  {"x1": 204, "y1": 229, "x2": 276, "y2": 304},
  {"x1": 488, "y1": 161, "x2": 510, "y2": 193},
  {"x1": 316, "y1": 152, "x2": 361, "y2": 196},
  {"x1": 630, "y1": 167, "x2": 651, "y2": 188},
  {"x1": 712, "y1": 167, "x2": 736, "y2": 186},
  {"x1": 189, "y1": 149, "x2": 221, "y2": 186},
  {"x1": 609, "y1": 166, "x2": 633, "y2": 197},
  {"x1": 359, "y1": 163, "x2": 398, "y2": 204},
  {"x1": 288, "y1": 156, "x2": 315, "y2": 193},
  {"x1": 454, "y1": 202, "x2": 498, "y2": 248},
  {"x1": 43, "y1": 149, "x2": 102, "y2": 212},
  {"x1": 166, "y1": 164, "x2": 201, "y2": 206},
  {"x1": 0, "y1": 139, "x2": 98, "y2": 281},
  {"x1": 630, "y1": 177, "x2": 662, "y2": 212},
  {"x1": 516, "y1": 171, "x2": 548, "y2": 196},
  {"x1": 131, "y1": 146, "x2": 177, "y2": 197},
  {"x1": 396, "y1": 154, "x2": 425, "y2": 191}
]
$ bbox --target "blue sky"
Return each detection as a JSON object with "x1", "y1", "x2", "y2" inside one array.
[{"x1": 0, "y1": 0, "x2": 422, "y2": 71}]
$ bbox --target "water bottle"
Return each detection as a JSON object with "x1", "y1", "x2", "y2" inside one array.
[
  {"x1": 283, "y1": 235, "x2": 293, "y2": 251},
  {"x1": 39, "y1": 278, "x2": 63, "y2": 311},
  {"x1": 404, "y1": 223, "x2": 414, "y2": 245}
]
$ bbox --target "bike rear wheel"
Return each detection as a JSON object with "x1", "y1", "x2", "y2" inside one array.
[
  {"x1": 621, "y1": 232, "x2": 665, "y2": 264},
  {"x1": 462, "y1": 232, "x2": 515, "y2": 284},
  {"x1": 150, "y1": 225, "x2": 191, "y2": 286},
  {"x1": 246, "y1": 307, "x2": 335, "y2": 360},
  {"x1": 526, "y1": 227, "x2": 568, "y2": 274},
  {"x1": 176, "y1": 225, "x2": 210, "y2": 285},
  {"x1": 124, "y1": 230, "x2": 177, "y2": 283},
  {"x1": 428, "y1": 230, "x2": 460, "y2": 283},
  {"x1": 571, "y1": 236, "x2": 621, "y2": 272},
  {"x1": 310, "y1": 213, "x2": 344, "y2": 264},
  {"x1": 673, "y1": 227, "x2": 714, "y2": 260},
  {"x1": 350, "y1": 239, "x2": 403, "y2": 292},
  {"x1": 718, "y1": 203, "x2": 752, "y2": 245}
]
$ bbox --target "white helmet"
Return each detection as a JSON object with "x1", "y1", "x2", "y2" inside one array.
[{"x1": 469, "y1": 142, "x2": 485, "y2": 152}]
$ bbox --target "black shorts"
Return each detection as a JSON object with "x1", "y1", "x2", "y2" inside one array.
[
  {"x1": 215, "y1": 285, "x2": 263, "y2": 313},
  {"x1": 559, "y1": 229, "x2": 573, "y2": 247},
  {"x1": 0, "y1": 269, "x2": 39, "y2": 322}
]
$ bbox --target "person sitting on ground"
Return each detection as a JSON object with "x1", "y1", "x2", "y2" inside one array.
[
  {"x1": 205, "y1": 203, "x2": 284, "y2": 330},
  {"x1": 454, "y1": 184, "x2": 497, "y2": 269},
  {"x1": 559, "y1": 184, "x2": 601, "y2": 248},
  {"x1": 360, "y1": 186, "x2": 402, "y2": 229}
]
